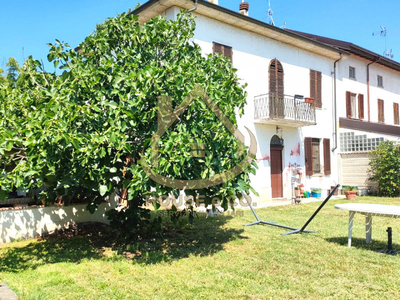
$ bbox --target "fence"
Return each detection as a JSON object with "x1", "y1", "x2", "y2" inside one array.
[{"x1": 0, "y1": 194, "x2": 119, "y2": 243}]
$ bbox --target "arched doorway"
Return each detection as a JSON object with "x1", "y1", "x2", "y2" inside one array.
[
  {"x1": 269, "y1": 59, "x2": 284, "y2": 118},
  {"x1": 270, "y1": 135, "x2": 284, "y2": 198}
]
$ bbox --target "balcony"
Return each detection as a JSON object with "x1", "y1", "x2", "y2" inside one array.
[{"x1": 254, "y1": 93, "x2": 316, "y2": 127}]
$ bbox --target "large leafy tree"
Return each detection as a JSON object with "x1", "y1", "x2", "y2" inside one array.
[{"x1": 0, "y1": 12, "x2": 257, "y2": 239}]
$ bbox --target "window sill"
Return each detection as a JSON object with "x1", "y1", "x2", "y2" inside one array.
[
  {"x1": 310, "y1": 173, "x2": 324, "y2": 177},
  {"x1": 348, "y1": 77, "x2": 357, "y2": 81}
]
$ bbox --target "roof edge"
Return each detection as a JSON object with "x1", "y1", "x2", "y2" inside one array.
[
  {"x1": 288, "y1": 29, "x2": 400, "y2": 72},
  {"x1": 129, "y1": 0, "x2": 346, "y2": 60}
]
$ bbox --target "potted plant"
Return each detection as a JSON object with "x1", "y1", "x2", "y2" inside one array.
[
  {"x1": 344, "y1": 186, "x2": 357, "y2": 200},
  {"x1": 305, "y1": 97, "x2": 314, "y2": 104}
]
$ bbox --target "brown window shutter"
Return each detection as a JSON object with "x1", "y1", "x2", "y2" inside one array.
[
  {"x1": 310, "y1": 70, "x2": 316, "y2": 101},
  {"x1": 315, "y1": 71, "x2": 322, "y2": 108},
  {"x1": 378, "y1": 99, "x2": 384, "y2": 122},
  {"x1": 223, "y1": 45, "x2": 233, "y2": 63},
  {"x1": 310, "y1": 70, "x2": 322, "y2": 108},
  {"x1": 346, "y1": 91, "x2": 351, "y2": 118},
  {"x1": 323, "y1": 139, "x2": 331, "y2": 175},
  {"x1": 305, "y1": 137, "x2": 313, "y2": 176},
  {"x1": 358, "y1": 94, "x2": 364, "y2": 119},
  {"x1": 394, "y1": 103, "x2": 399, "y2": 125},
  {"x1": 212, "y1": 42, "x2": 222, "y2": 55},
  {"x1": 269, "y1": 60, "x2": 277, "y2": 96},
  {"x1": 276, "y1": 60, "x2": 284, "y2": 98},
  {"x1": 213, "y1": 42, "x2": 232, "y2": 63}
]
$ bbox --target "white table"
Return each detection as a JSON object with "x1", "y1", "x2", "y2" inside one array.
[{"x1": 334, "y1": 203, "x2": 400, "y2": 247}]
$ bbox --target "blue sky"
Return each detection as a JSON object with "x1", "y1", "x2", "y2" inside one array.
[{"x1": 1, "y1": 0, "x2": 400, "y2": 73}]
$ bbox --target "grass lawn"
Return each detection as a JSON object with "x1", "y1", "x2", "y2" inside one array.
[{"x1": 1, "y1": 196, "x2": 400, "y2": 299}]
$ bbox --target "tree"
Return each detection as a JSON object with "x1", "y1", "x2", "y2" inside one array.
[
  {"x1": 0, "y1": 12, "x2": 257, "y2": 239},
  {"x1": 369, "y1": 141, "x2": 400, "y2": 196},
  {"x1": 5, "y1": 57, "x2": 20, "y2": 87},
  {"x1": 0, "y1": 68, "x2": 6, "y2": 86},
  {"x1": 0, "y1": 57, "x2": 21, "y2": 87}
]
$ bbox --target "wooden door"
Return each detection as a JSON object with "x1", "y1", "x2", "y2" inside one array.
[{"x1": 270, "y1": 147, "x2": 283, "y2": 198}]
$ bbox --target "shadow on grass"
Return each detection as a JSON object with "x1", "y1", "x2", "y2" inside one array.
[
  {"x1": 0, "y1": 214, "x2": 246, "y2": 272},
  {"x1": 326, "y1": 236, "x2": 400, "y2": 254}
]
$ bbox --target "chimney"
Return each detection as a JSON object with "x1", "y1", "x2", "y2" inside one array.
[
  {"x1": 239, "y1": 1, "x2": 249, "y2": 16},
  {"x1": 208, "y1": 0, "x2": 218, "y2": 5}
]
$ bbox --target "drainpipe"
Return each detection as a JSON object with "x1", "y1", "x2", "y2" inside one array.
[
  {"x1": 332, "y1": 53, "x2": 343, "y2": 152},
  {"x1": 367, "y1": 58, "x2": 380, "y2": 122},
  {"x1": 187, "y1": 0, "x2": 198, "y2": 14}
]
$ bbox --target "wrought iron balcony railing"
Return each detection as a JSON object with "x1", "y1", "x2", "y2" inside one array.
[{"x1": 254, "y1": 93, "x2": 316, "y2": 126}]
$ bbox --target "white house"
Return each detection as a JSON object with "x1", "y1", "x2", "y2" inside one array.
[
  {"x1": 290, "y1": 31, "x2": 400, "y2": 192},
  {"x1": 132, "y1": 0, "x2": 400, "y2": 201}
]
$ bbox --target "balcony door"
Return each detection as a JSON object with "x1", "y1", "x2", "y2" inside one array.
[
  {"x1": 269, "y1": 59, "x2": 285, "y2": 118},
  {"x1": 270, "y1": 135, "x2": 283, "y2": 198}
]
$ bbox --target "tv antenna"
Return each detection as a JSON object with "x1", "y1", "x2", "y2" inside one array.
[
  {"x1": 268, "y1": 0, "x2": 275, "y2": 26},
  {"x1": 372, "y1": 25, "x2": 386, "y2": 37},
  {"x1": 372, "y1": 26, "x2": 394, "y2": 59}
]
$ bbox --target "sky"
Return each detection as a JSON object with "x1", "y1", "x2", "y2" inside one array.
[{"x1": 1, "y1": 0, "x2": 400, "y2": 73}]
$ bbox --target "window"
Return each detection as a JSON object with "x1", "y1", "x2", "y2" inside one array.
[
  {"x1": 305, "y1": 138, "x2": 331, "y2": 175},
  {"x1": 377, "y1": 75, "x2": 383, "y2": 87},
  {"x1": 212, "y1": 42, "x2": 232, "y2": 63},
  {"x1": 346, "y1": 91, "x2": 364, "y2": 119},
  {"x1": 378, "y1": 99, "x2": 385, "y2": 123},
  {"x1": 350, "y1": 93, "x2": 358, "y2": 118},
  {"x1": 269, "y1": 59, "x2": 284, "y2": 97},
  {"x1": 311, "y1": 138, "x2": 320, "y2": 173},
  {"x1": 340, "y1": 132, "x2": 383, "y2": 152},
  {"x1": 349, "y1": 67, "x2": 356, "y2": 79},
  {"x1": 394, "y1": 103, "x2": 399, "y2": 125},
  {"x1": 310, "y1": 70, "x2": 322, "y2": 108}
]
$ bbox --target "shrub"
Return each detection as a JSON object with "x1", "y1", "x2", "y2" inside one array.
[{"x1": 368, "y1": 141, "x2": 400, "y2": 196}]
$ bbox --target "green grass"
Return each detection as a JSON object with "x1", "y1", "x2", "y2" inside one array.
[{"x1": 1, "y1": 196, "x2": 400, "y2": 299}]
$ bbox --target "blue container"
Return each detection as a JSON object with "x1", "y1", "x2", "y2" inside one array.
[{"x1": 311, "y1": 192, "x2": 321, "y2": 198}]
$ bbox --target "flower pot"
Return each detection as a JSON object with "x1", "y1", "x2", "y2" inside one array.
[
  {"x1": 305, "y1": 97, "x2": 314, "y2": 104},
  {"x1": 311, "y1": 188, "x2": 322, "y2": 198},
  {"x1": 345, "y1": 191, "x2": 357, "y2": 200}
]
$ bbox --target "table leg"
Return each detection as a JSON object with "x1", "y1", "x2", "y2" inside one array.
[
  {"x1": 348, "y1": 211, "x2": 355, "y2": 248},
  {"x1": 366, "y1": 214, "x2": 372, "y2": 244}
]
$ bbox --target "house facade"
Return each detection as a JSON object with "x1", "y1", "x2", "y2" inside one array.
[
  {"x1": 133, "y1": 0, "x2": 400, "y2": 201},
  {"x1": 290, "y1": 31, "x2": 400, "y2": 192},
  {"x1": 337, "y1": 46, "x2": 400, "y2": 192}
]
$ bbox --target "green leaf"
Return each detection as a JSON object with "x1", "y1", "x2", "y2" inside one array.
[
  {"x1": 5, "y1": 141, "x2": 13, "y2": 151},
  {"x1": 109, "y1": 102, "x2": 118, "y2": 109},
  {"x1": 99, "y1": 185, "x2": 108, "y2": 196},
  {"x1": 0, "y1": 189, "x2": 9, "y2": 201}
]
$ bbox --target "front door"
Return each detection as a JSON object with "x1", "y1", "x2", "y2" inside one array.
[{"x1": 270, "y1": 147, "x2": 283, "y2": 198}]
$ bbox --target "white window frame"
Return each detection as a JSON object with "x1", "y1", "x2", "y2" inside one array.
[
  {"x1": 312, "y1": 138, "x2": 321, "y2": 173},
  {"x1": 349, "y1": 67, "x2": 356, "y2": 79},
  {"x1": 350, "y1": 93, "x2": 358, "y2": 119},
  {"x1": 377, "y1": 75, "x2": 383, "y2": 87}
]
